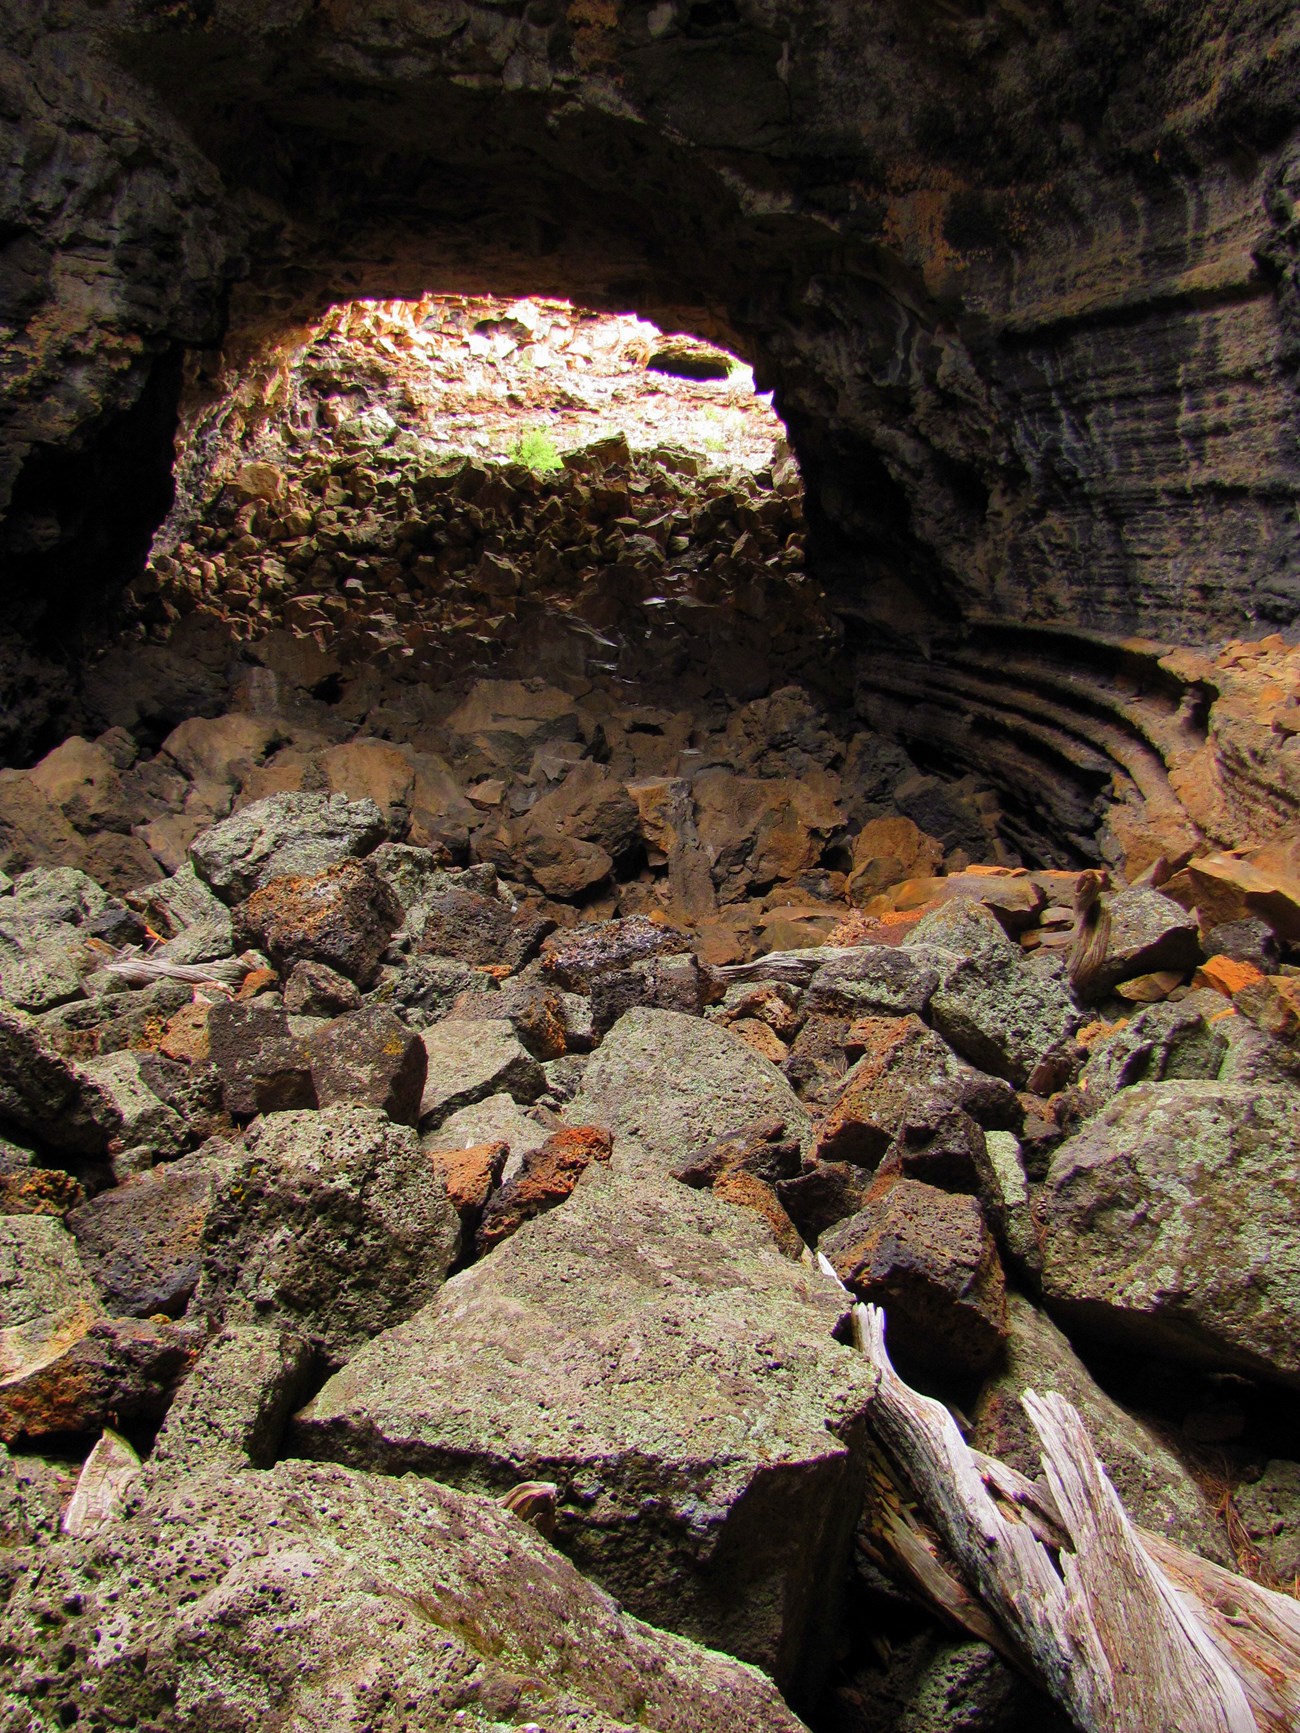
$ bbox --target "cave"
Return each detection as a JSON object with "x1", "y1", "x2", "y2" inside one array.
[{"x1": 4, "y1": 7, "x2": 1300, "y2": 1731}]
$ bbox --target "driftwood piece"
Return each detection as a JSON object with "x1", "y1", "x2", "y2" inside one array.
[
  {"x1": 102, "y1": 947, "x2": 253, "y2": 989},
  {"x1": 849, "y1": 1300, "x2": 1300, "y2": 1733}
]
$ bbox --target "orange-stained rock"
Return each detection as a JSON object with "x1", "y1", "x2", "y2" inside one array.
[
  {"x1": 711, "y1": 1168, "x2": 803, "y2": 1258},
  {"x1": 882, "y1": 870, "x2": 1044, "y2": 932},
  {"x1": 0, "y1": 1169, "x2": 84, "y2": 1216},
  {"x1": 846, "y1": 815, "x2": 943, "y2": 904},
  {"x1": 425, "y1": 1139, "x2": 508, "y2": 1218},
  {"x1": 1169, "y1": 853, "x2": 1300, "y2": 943},
  {"x1": 476, "y1": 1125, "x2": 612, "y2": 1253},
  {"x1": 237, "y1": 858, "x2": 402, "y2": 987},
  {"x1": 730, "y1": 1018, "x2": 790, "y2": 1065},
  {"x1": 159, "y1": 1001, "x2": 212, "y2": 1064},
  {"x1": 1114, "y1": 969, "x2": 1184, "y2": 1003},
  {"x1": 1193, "y1": 954, "x2": 1266, "y2": 999},
  {"x1": 1236, "y1": 974, "x2": 1300, "y2": 1040},
  {"x1": 0, "y1": 1314, "x2": 204, "y2": 1443}
]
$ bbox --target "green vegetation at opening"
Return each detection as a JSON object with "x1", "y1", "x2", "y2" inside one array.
[{"x1": 513, "y1": 426, "x2": 564, "y2": 472}]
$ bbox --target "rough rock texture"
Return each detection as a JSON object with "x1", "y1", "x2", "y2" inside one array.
[
  {"x1": 1038, "y1": 1081, "x2": 1300, "y2": 1385},
  {"x1": 0, "y1": 1460, "x2": 806, "y2": 1733},
  {"x1": 189, "y1": 793, "x2": 386, "y2": 902},
  {"x1": 295, "y1": 1160, "x2": 871, "y2": 1699},
  {"x1": 237, "y1": 858, "x2": 403, "y2": 987},
  {"x1": 418, "y1": 1017, "x2": 545, "y2": 1124},
  {"x1": 194, "y1": 1105, "x2": 460, "y2": 1367},
  {"x1": 569, "y1": 1007, "x2": 810, "y2": 1170},
  {"x1": 970, "y1": 1292, "x2": 1227, "y2": 1562},
  {"x1": 66, "y1": 1150, "x2": 229, "y2": 1318}
]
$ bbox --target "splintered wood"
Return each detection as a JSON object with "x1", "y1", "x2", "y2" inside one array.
[{"x1": 850, "y1": 1301, "x2": 1300, "y2": 1733}]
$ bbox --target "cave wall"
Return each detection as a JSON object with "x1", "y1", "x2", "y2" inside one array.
[{"x1": 5, "y1": 0, "x2": 1300, "y2": 857}]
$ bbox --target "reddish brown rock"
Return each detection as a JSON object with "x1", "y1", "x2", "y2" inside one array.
[
  {"x1": 0, "y1": 1314, "x2": 205, "y2": 1443},
  {"x1": 425, "y1": 1139, "x2": 509, "y2": 1221},
  {"x1": 672, "y1": 1115, "x2": 803, "y2": 1189},
  {"x1": 711, "y1": 1168, "x2": 804, "y2": 1258},
  {"x1": 283, "y1": 958, "x2": 363, "y2": 1018},
  {"x1": 237, "y1": 858, "x2": 402, "y2": 987},
  {"x1": 206, "y1": 999, "x2": 316, "y2": 1118},
  {"x1": 415, "y1": 884, "x2": 552, "y2": 970},
  {"x1": 1192, "y1": 954, "x2": 1265, "y2": 998},
  {"x1": 1236, "y1": 974, "x2": 1300, "y2": 1041},
  {"x1": 158, "y1": 1000, "x2": 213, "y2": 1065},
  {"x1": 306, "y1": 1004, "x2": 427, "y2": 1126},
  {"x1": 540, "y1": 914, "x2": 688, "y2": 990},
  {"x1": 813, "y1": 1016, "x2": 970, "y2": 1166},
  {"x1": 476, "y1": 1125, "x2": 612, "y2": 1253},
  {"x1": 775, "y1": 1159, "x2": 877, "y2": 1242},
  {"x1": 820, "y1": 1175, "x2": 1008, "y2": 1381}
]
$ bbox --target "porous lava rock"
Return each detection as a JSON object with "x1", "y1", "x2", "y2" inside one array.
[
  {"x1": 237, "y1": 858, "x2": 402, "y2": 987},
  {"x1": 294, "y1": 1160, "x2": 871, "y2": 1699},
  {"x1": 1038, "y1": 1081, "x2": 1300, "y2": 1386},
  {"x1": 189, "y1": 793, "x2": 386, "y2": 903}
]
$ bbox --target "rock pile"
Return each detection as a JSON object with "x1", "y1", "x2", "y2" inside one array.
[{"x1": 4, "y1": 746, "x2": 1300, "y2": 1726}]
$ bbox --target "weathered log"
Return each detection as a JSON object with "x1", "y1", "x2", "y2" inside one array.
[{"x1": 847, "y1": 1297, "x2": 1300, "y2": 1733}]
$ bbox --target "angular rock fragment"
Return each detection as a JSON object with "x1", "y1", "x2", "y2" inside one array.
[
  {"x1": 195, "y1": 1105, "x2": 460, "y2": 1367},
  {"x1": 0, "y1": 1457, "x2": 807, "y2": 1733},
  {"x1": 540, "y1": 913, "x2": 689, "y2": 989},
  {"x1": 66, "y1": 1148, "x2": 231, "y2": 1318},
  {"x1": 413, "y1": 881, "x2": 551, "y2": 968},
  {"x1": 190, "y1": 791, "x2": 386, "y2": 902},
  {"x1": 76, "y1": 1049, "x2": 190, "y2": 1159},
  {"x1": 569, "y1": 1006, "x2": 811, "y2": 1170},
  {"x1": 426, "y1": 1139, "x2": 508, "y2": 1225},
  {"x1": 418, "y1": 1016, "x2": 544, "y2": 1124},
  {"x1": 306, "y1": 1003, "x2": 426, "y2": 1125},
  {"x1": 283, "y1": 957, "x2": 361, "y2": 1016},
  {"x1": 0, "y1": 1007, "x2": 118, "y2": 1155},
  {"x1": 804, "y1": 945, "x2": 940, "y2": 1017},
  {"x1": 147, "y1": 1323, "x2": 314, "y2": 1481},
  {"x1": 821, "y1": 1175, "x2": 1008, "y2": 1380},
  {"x1": 929, "y1": 950, "x2": 1080, "y2": 1087},
  {"x1": 1039, "y1": 1081, "x2": 1300, "y2": 1384},
  {"x1": 813, "y1": 1014, "x2": 1011, "y2": 1167},
  {"x1": 295, "y1": 1161, "x2": 871, "y2": 1696},
  {"x1": 206, "y1": 998, "x2": 316, "y2": 1117},
  {"x1": 476, "y1": 1124, "x2": 612, "y2": 1251},
  {"x1": 1091, "y1": 885, "x2": 1201, "y2": 995},
  {"x1": 776, "y1": 1157, "x2": 877, "y2": 1243},
  {"x1": 0, "y1": 1307, "x2": 203, "y2": 1443},
  {"x1": 237, "y1": 857, "x2": 401, "y2": 986}
]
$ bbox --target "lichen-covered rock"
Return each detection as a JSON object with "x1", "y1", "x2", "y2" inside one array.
[
  {"x1": 306, "y1": 1003, "x2": 427, "y2": 1125},
  {"x1": 295, "y1": 1160, "x2": 870, "y2": 1698},
  {"x1": 417, "y1": 1016, "x2": 545, "y2": 1126},
  {"x1": 568, "y1": 1006, "x2": 811, "y2": 1170},
  {"x1": 282, "y1": 957, "x2": 361, "y2": 1017},
  {"x1": 1093, "y1": 886, "x2": 1201, "y2": 995},
  {"x1": 147, "y1": 1323, "x2": 314, "y2": 1482},
  {"x1": 189, "y1": 791, "x2": 386, "y2": 902},
  {"x1": 821, "y1": 1175, "x2": 1007, "y2": 1381},
  {"x1": 194, "y1": 1105, "x2": 460, "y2": 1367},
  {"x1": 413, "y1": 881, "x2": 552, "y2": 968},
  {"x1": 929, "y1": 951, "x2": 1080, "y2": 1087},
  {"x1": 237, "y1": 857, "x2": 402, "y2": 987},
  {"x1": 0, "y1": 1007, "x2": 119, "y2": 1155},
  {"x1": 1038, "y1": 1081, "x2": 1300, "y2": 1385},
  {"x1": 1235, "y1": 1459, "x2": 1300, "y2": 1585},
  {"x1": 541, "y1": 914, "x2": 690, "y2": 989},
  {"x1": 804, "y1": 945, "x2": 940, "y2": 1017},
  {"x1": 0, "y1": 1459, "x2": 805, "y2": 1733},
  {"x1": 970, "y1": 1292, "x2": 1228, "y2": 1562}
]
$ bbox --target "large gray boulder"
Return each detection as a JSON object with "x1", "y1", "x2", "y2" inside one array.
[
  {"x1": 0, "y1": 1459, "x2": 805, "y2": 1733},
  {"x1": 1038, "y1": 1082, "x2": 1300, "y2": 1385},
  {"x1": 970, "y1": 1292, "x2": 1229, "y2": 1562},
  {"x1": 194, "y1": 1105, "x2": 460, "y2": 1366},
  {"x1": 568, "y1": 1006, "x2": 811, "y2": 1168},
  {"x1": 930, "y1": 950, "x2": 1080, "y2": 1087},
  {"x1": 294, "y1": 1158, "x2": 871, "y2": 1700},
  {"x1": 189, "y1": 791, "x2": 386, "y2": 903}
]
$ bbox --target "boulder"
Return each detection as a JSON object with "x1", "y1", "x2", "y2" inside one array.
[
  {"x1": 418, "y1": 1017, "x2": 545, "y2": 1124},
  {"x1": 190, "y1": 791, "x2": 386, "y2": 903},
  {"x1": 821, "y1": 1176, "x2": 1007, "y2": 1381},
  {"x1": 970, "y1": 1292, "x2": 1229, "y2": 1562},
  {"x1": 1091, "y1": 886, "x2": 1201, "y2": 994},
  {"x1": 160, "y1": 714, "x2": 286, "y2": 789},
  {"x1": 445, "y1": 677, "x2": 582, "y2": 773},
  {"x1": 1235, "y1": 1460, "x2": 1300, "y2": 1584},
  {"x1": 0, "y1": 1006, "x2": 119, "y2": 1155},
  {"x1": 194, "y1": 1105, "x2": 460, "y2": 1367},
  {"x1": 930, "y1": 951, "x2": 1080, "y2": 1087},
  {"x1": 306, "y1": 1004, "x2": 427, "y2": 1125},
  {"x1": 776, "y1": 1159, "x2": 878, "y2": 1242},
  {"x1": 0, "y1": 1216, "x2": 101, "y2": 1385},
  {"x1": 413, "y1": 881, "x2": 552, "y2": 968},
  {"x1": 476, "y1": 1124, "x2": 613, "y2": 1251},
  {"x1": 902, "y1": 896, "x2": 1016, "y2": 960},
  {"x1": 0, "y1": 1312, "x2": 203, "y2": 1443},
  {"x1": 1075, "y1": 995, "x2": 1229, "y2": 1114},
  {"x1": 140, "y1": 862, "x2": 235, "y2": 964},
  {"x1": 283, "y1": 957, "x2": 361, "y2": 1016},
  {"x1": 424, "y1": 1091, "x2": 551, "y2": 1179},
  {"x1": 540, "y1": 913, "x2": 689, "y2": 988},
  {"x1": 236, "y1": 857, "x2": 402, "y2": 986},
  {"x1": 1038, "y1": 1081, "x2": 1300, "y2": 1384},
  {"x1": 66, "y1": 1148, "x2": 233, "y2": 1318},
  {"x1": 425, "y1": 1138, "x2": 508, "y2": 1224},
  {"x1": 147, "y1": 1323, "x2": 314, "y2": 1481},
  {"x1": 74, "y1": 1050, "x2": 190, "y2": 1159},
  {"x1": 295, "y1": 1160, "x2": 871, "y2": 1699},
  {"x1": 0, "y1": 770, "x2": 85, "y2": 876},
  {"x1": 206, "y1": 998, "x2": 316, "y2": 1118},
  {"x1": 568, "y1": 1006, "x2": 811, "y2": 1170},
  {"x1": 813, "y1": 1015, "x2": 1013, "y2": 1167},
  {"x1": 27, "y1": 736, "x2": 131, "y2": 834},
  {"x1": 803, "y1": 945, "x2": 940, "y2": 1018},
  {"x1": 0, "y1": 1459, "x2": 805, "y2": 1733},
  {"x1": 376, "y1": 952, "x2": 485, "y2": 1028}
]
